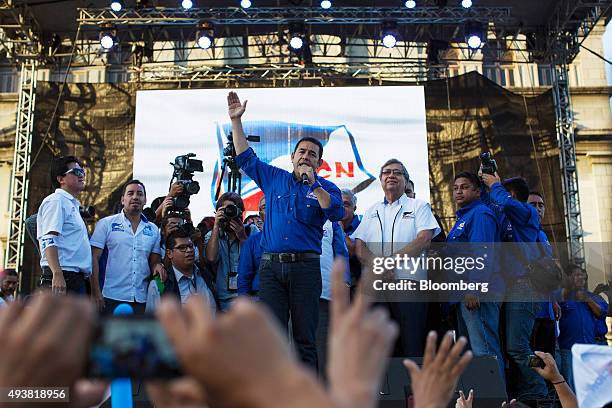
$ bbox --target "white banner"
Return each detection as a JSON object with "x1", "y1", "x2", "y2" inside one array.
[{"x1": 134, "y1": 86, "x2": 429, "y2": 220}]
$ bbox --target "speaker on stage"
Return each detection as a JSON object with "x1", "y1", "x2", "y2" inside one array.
[{"x1": 379, "y1": 356, "x2": 507, "y2": 408}]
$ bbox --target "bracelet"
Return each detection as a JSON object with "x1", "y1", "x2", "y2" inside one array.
[{"x1": 552, "y1": 379, "x2": 566, "y2": 385}]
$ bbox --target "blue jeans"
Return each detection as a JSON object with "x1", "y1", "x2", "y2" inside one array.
[
  {"x1": 505, "y1": 279, "x2": 548, "y2": 400},
  {"x1": 459, "y1": 301, "x2": 505, "y2": 384},
  {"x1": 559, "y1": 349, "x2": 575, "y2": 391},
  {"x1": 259, "y1": 256, "x2": 321, "y2": 369}
]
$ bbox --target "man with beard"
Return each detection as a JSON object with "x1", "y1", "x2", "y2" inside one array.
[{"x1": 90, "y1": 180, "x2": 165, "y2": 314}]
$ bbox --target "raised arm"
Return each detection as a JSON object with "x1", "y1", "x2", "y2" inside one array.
[{"x1": 227, "y1": 92, "x2": 250, "y2": 156}]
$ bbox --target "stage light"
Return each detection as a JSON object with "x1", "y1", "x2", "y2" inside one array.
[
  {"x1": 110, "y1": 0, "x2": 123, "y2": 12},
  {"x1": 381, "y1": 21, "x2": 399, "y2": 49},
  {"x1": 405, "y1": 0, "x2": 416, "y2": 8},
  {"x1": 196, "y1": 22, "x2": 214, "y2": 50},
  {"x1": 465, "y1": 21, "x2": 485, "y2": 50},
  {"x1": 382, "y1": 34, "x2": 397, "y2": 48},
  {"x1": 181, "y1": 0, "x2": 193, "y2": 9},
  {"x1": 240, "y1": 0, "x2": 251, "y2": 8},
  {"x1": 289, "y1": 36, "x2": 304, "y2": 50},
  {"x1": 461, "y1": 0, "x2": 472, "y2": 8},
  {"x1": 99, "y1": 28, "x2": 116, "y2": 50},
  {"x1": 320, "y1": 0, "x2": 331, "y2": 9}
]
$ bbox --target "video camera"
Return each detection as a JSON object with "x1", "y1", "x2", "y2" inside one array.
[
  {"x1": 170, "y1": 153, "x2": 203, "y2": 210},
  {"x1": 479, "y1": 152, "x2": 498, "y2": 175},
  {"x1": 215, "y1": 132, "x2": 260, "y2": 201}
]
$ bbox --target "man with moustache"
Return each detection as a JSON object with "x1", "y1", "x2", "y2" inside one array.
[
  {"x1": 227, "y1": 92, "x2": 344, "y2": 368},
  {"x1": 37, "y1": 156, "x2": 92, "y2": 295},
  {"x1": 90, "y1": 180, "x2": 165, "y2": 314},
  {"x1": 352, "y1": 159, "x2": 440, "y2": 356}
]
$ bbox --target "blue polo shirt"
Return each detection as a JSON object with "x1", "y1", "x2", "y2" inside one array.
[
  {"x1": 237, "y1": 230, "x2": 263, "y2": 294},
  {"x1": 235, "y1": 148, "x2": 344, "y2": 254},
  {"x1": 446, "y1": 199, "x2": 503, "y2": 294},
  {"x1": 558, "y1": 291, "x2": 608, "y2": 350},
  {"x1": 482, "y1": 183, "x2": 541, "y2": 280}
]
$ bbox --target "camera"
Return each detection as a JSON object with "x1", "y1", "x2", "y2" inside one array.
[
  {"x1": 170, "y1": 153, "x2": 203, "y2": 210},
  {"x1": 480, "y1": 152, "x2": 498, "y2": 175},
  {"x1": 79, "y1": 205, "x2": 95, "y2": 220},
  {"x1": 527, "y1": 355, "x2": 545, "y2": 368},
  {"x1": 166, "y1": 209, "x2": 196, "y2": 236},
  {"x1": 219, "y1": 203, "x2": 243, "y2": 230}
]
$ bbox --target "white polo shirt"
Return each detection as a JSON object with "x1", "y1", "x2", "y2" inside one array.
[
  {"x1": 90, "y1": 211, "x2": 161, "y2": 303},
  {"x1": 351, "y1": 194, "x2": 440, "y2": 280},
  {"x1": 37, "y1": 188, "x2": 92, "y2": 276}
]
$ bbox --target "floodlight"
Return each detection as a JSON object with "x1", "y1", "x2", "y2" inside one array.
[{"x1": 110, "y1": 0, "x2": 123, "y2": 12}]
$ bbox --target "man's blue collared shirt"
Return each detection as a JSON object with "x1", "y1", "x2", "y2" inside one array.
[
  {"x1": 482, "y1": 183, "x2": 541, "y2": 279},
  {"x1": 237, "y1": 230, "x2": 263, "y2": 294},
  {"x1": 558, "y1": 291, "x2": 608, "y2": 350},
  {"x1": 447, "y1": 199, "x2": 503, "y2": 294},
  {"x1": 235, "y1": 148, "x2": 344, "y2": 254}
]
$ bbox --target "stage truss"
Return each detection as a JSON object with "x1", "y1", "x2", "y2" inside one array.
[{"x1": 1, "y1": 2, "x2": 611, "y2": 275}]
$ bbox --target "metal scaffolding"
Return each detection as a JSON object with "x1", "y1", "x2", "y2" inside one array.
[
  {"x1": 5, "y1": 61, "x2": 37, "y2": 288},
  {"x1": 77, "y1": 6, "x2": 512, "y2": 26}
]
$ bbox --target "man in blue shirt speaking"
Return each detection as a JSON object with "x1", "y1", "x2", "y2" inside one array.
[{"x1": 227, "y1": 92, "x2": 344, "y2": 368}]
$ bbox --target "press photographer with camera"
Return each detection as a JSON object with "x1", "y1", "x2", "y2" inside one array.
[
  {"x1": 37, "y1": 156, "x2": 92, "y2": 295},
  {"x1": 205, "y1": 192, "x2": 255, "y2": 311},
  {"x1": 479, "y1": 156, "x2": 550, "y2": 400},
  {"x1": 90, "y1": 180, "x2": 165, "y2": 315},
  {"x1": 227, "y1": 91, "x2": 344, "y2": 368}
]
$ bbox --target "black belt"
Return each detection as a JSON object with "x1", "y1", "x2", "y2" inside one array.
[{"x1": 262, "y1": 252, "x2": 320, "y2": 263}]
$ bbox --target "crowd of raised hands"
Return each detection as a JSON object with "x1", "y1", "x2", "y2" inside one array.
[{"x1": 0, "y1": 260, "x2": 475, "y2": 408}]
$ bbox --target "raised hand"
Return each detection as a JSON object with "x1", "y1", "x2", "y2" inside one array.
[
  {"x1": 403, "y1": 331, "x2": 473, "y2": 408},
  {"x1": 227, "y1": 91, "x2": 248, "y2": 120},
  {"x1": 328, "y1": 259, "x2": 398, "y2": 408}
]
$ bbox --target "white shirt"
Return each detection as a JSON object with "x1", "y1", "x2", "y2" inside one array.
[
  {"x1": 90, "y1": 211, "x2": 161, "y2": 303},
  {"x1": 351, "y1": 194, "x2": 440, "y2": 280},
  {"x1": 37, "y1": 188, "x2": 92, "y2": 276},
  {"x1": 145, "y1": 266, "x2": 217, "y2": 316}
]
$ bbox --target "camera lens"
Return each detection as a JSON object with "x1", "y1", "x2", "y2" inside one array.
[
  {"x1": 185, "y1": 181, "x2": 200, "y2": 194},
  {"x1": 223, "y1": 204, "x2": 239, "y2": 219}
]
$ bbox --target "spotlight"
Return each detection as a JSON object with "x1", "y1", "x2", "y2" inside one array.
[
  {"x1": 465, "y1": 21, "x2": 485, "y2": 49},
  {"x1": 461, "y1": 0, "x2": 472, "y2": 8},
  {"x1": 196, "y1": 22, "x2": 214, "y2": 49},
  {"x1": 110, "y1": 0, "x2": 123, "y2": 11},
  {"x1": 181, "y1": 0, "x2": 193, "y2": 9},
  {"x1": 99, "y1": 28, "x2": 116, "y2": 50},
  {"x1": 382, "y1": 34, "x2": 397, "y2": 48},
  {"x1": 289, "y1": 36, "x2": 304, "y2": 50},
  {"x1": 381, "y1": 21, "x2": 399, "y2": 49},
  {"x1": 240, "y1": 0, "x2": 251, "y2": 8},
  {"x1": 288, "y1": 22, "x2": 306, "y2": 52},
  {"x1": 405, "y1": 0, "x2": 416, "y2": 8},
  {"x1": 320, "y1": 0, "x2": 331, "y2": 9}
]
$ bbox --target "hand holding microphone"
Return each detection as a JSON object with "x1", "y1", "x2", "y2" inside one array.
[{"x1": 299, "y1": 164, "x2": 315, "y2": 185}]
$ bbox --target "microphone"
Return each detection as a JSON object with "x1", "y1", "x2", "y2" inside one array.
[{"x1": 302, "y1": 173, "x2": 310, "y2": 185}]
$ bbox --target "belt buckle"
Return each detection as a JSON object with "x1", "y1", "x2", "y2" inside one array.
[{"x1": 279, "y1": 253, "x2": 296, "y2": 263}]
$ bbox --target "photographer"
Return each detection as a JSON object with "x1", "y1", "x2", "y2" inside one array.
[
  {"x1": 153, "y1": 181, "x2": 184, "y2": 224},
  {"x1": 558, "y1": 264, "x2": 607, "y2": 390},
  {"x1": 90, "y1": 180, "x2": 165, "y2": 314},
  {"x1": 160, "y1": 210, "x2": 205, "y2": 266},
  {"x1": 480, "y1": 169, "x2": 548, "y2": 399},
  {"x1": 205, "y1": 192, "x2": 253, "y2": 311},
  {"x1": 37, "y1": 156, "x2": 91, "y2": 295},
  {"x1": 146, "y1": 228, "x2": 218, "y2": 314}
]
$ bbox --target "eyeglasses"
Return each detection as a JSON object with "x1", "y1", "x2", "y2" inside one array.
[
  {"x1": 63, "y1": 167, "x2": 86, "y2": 177},
  {"x1": 173, "y1": 243, "x2": 195, "y2": 253},
  {"x1": 381, "y1": 169, "x2": 404, "y2": 176}
]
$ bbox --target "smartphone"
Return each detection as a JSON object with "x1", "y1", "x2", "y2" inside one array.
[
  {"x1": 87, "y1": 315, "x2": 181, "y2": 379},
  {"x1": 527, "y1": 355, "x2": 546, "y2": 369}
]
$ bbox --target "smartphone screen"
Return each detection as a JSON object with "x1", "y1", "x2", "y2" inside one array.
[
  {"x1": 87, "y1": 315, "x2": 181, "y2": 379},
  {"x1": 527, "y1": 355, "x2": 545, "y2": 368}
]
